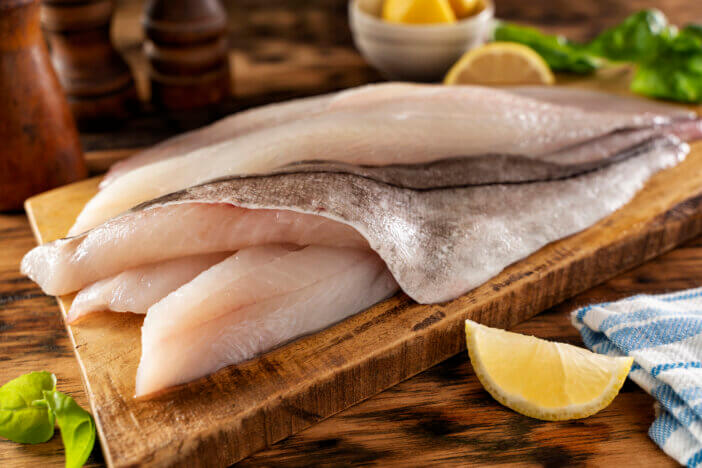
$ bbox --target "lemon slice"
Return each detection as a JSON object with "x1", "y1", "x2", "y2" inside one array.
[
  {"x1": 444, "y1": 42, "x2": 555, "y2": 86},
  {"x1": 465, "y1": 320, "x2": 633, "y2": 421},
  {"x1": 382, "y1": 0, "x2": 457, "y2": 24}
]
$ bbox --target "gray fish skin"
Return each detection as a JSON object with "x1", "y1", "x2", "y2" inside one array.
[
  {"x1": 254, "y1": 135, "x2": 669, "y2": 189},
  {"x1": 103, "y1": 84, "x2": 695, "y2": 189},
  {"x1": 21, "y1": 136, "x2": 688, "y2": 303},
  {"x1": 69, "y1": 84, "x2": 687, "y2": 235}
]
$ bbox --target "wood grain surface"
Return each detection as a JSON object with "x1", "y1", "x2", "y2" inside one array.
[{"x1": 2, "y1": 0, "x2": 702, "y2": 466}]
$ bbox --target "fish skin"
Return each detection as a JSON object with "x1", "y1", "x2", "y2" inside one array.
[
  {"x1": 136, "y1": 245, "x2": 398, "y2": 396},
  {"x1": 66, "y1": 252, "x2": 230, "y2": 323},
  {"x1": 21, "y1": 135, "x2": 688, "y2": 303},
  {"x1": 243, "y1": 135, "x2": 672, "y2": 189},
  {"x1": 102, "y1": 84, "x2": 694, "y2": 189},
  {"x1": 68, "y1": 84, "x2": 681, "y2": 235}
]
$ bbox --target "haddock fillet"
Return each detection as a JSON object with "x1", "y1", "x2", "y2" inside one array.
[
  {"x1": 69, "y1": 84, "x2": 685, "y2": 234},
  {"x1": 22, "y1": 135, "x2": 689, "y2": 304},
  {"x1": 103, "y1": 84, "x2": 695, "y2": 187},
  {"x1": 136, "y1": 245, "x2": 398, "y2": 396},
  {"x1": 67, "y1": 252, "x2": 230, "y2": 323}
]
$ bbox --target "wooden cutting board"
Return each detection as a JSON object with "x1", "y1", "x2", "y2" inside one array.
[{"x1": 24, "y1": 87, "x2": 702, "y2": 467}]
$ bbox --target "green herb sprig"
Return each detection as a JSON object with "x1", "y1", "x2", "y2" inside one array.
[
  {"x1": 494, "y1": 23, "x2": 599, "y2": 74},
  {"x1": 493, "y1": 9, "x2": 702, "y2": 103},
  {"x1": 0, "y1": 372, "x2": 96, "y2": 468}
]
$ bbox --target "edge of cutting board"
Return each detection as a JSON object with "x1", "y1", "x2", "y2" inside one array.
[{"x1": 24, "y1": 137, "x2": 702, "y2": 466}]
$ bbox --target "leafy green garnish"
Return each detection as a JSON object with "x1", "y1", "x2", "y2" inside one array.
[
  {"x1": 681, "y1": 24, "x2": 702, "y2": 43},
  {"x1": 494, "y1": 23, "x2": 599, "y2": 74},
  {"x1": 0, "y1": 372, "x2": 95, "y2": 468},
  {"x1": 0, "y1": 371, "x2": 56, "y2": 444},
  {"x1": 631, "y1": 29, "x2": 702, "y2": 103},
  {"x1": 494, "y1": 10, "x2": 702, "y2": 102},
  {"x1": 43, "y1": 391, "x2": 96, "y2": 468},
  {"x1": 586, "y1": 9, "x2": 672, "y2": 62}
]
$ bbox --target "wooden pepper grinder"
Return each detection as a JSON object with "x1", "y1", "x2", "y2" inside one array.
[
  {"x1": 40, "y1": 0, "x2": 137, "y2": 128},
  {"x1": 143, "y1": 0, "x2": 231, "y2": 110},
  {"x1": 0, "y1": 0, "x2": 86, "y2": 211}
]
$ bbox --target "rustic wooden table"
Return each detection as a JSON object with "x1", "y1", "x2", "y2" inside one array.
[{"x1": 2, "y1": 0, "x2": 702, "y2": 466}]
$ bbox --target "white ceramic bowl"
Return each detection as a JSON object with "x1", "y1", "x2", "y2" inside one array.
[{"x1": 349, "y1": 0, "x2": 495, "y2": 81}]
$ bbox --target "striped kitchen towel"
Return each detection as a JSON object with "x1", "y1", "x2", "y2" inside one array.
[{"x1": 572, "y1": 287, "x2": 702, "y2": 467}]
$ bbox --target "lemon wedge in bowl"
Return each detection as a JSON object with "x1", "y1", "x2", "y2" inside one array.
[
  {"x1": 448, "y1": 0, "x2": 482, "y2": 18},
  {"x1": 382, "y1": 0, "x2": 457, "y2": 24},
  {"x1": 465, "y1": 320, "x2": 633, "y2": 421},
  {"x1": 444, "y1": 42, "x2": 555, "y2": 85}
]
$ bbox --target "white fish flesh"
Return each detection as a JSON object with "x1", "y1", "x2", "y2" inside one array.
[
  {"x1": 22, "y1": 204, "x2": 368, "y2": 296},
  {"x1": 66, "y1": 252, "x2": 229, "y2": 323},
  {"x1": 136, "y1": 245, "x2": 398, "y2": 396},
  {"x1": 103, "y1": 84, "x2": 694, "y2": 187},
  {"x1": 22, "y1": 135, "x2": 689, "y2": 303},
  {"x1": 101, "y1": 83, "x2": 427, "y2": 188},
  {"x1": 507, "y1": 86, "x2": 697, "y2": 120},
  {"x1": 69, "y1": 84, "x2": 683, "y2": 234},
  {"x1": 100, "y1": 94, "x2": 331, "y2": 188}
]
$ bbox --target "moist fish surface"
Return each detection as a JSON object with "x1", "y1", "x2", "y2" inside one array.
[
  {"x1": 507, "y1": 86, "x2": 697, "y2": 119},
  {"x1": 22, "y1": 135, "x2": 689, "y2": 303},
  {"x1": 101, "y1": 83, "x2": 426, "y2": 188},
  {"x1": 67, "y1": 252, "x2": 230, "y2": 323},
  {"x1": 69, "y1": 84, "x2": 686, "y2": 234},
  {"x1": 103, "y1": 83, "x2": 695, "y2": 188},
  {"x1": 136, "y1": 245, "x2": 398, "y2": 396},
  {"x1": 99, "y1": 94, "x2": 332, "y2": 189},
  {"x1": 23, "y1": 204, "x2": 367, "y2": 296}
]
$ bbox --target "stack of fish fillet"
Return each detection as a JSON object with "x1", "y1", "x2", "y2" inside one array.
[{"x1": 20, "y1": 83, "x2": 702, "y2": 396}]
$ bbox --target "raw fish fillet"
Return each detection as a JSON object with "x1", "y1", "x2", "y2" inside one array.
[
  {"x1": 101, "y1": 83, "x2": 430, "y2": 188},
  {"x1": 136, "y1": 245, "x2": 399, "y2": 396},
  {"x1": 100, "y1": 94, "x2": 331, "y2": 188},
  {"x1": 69, "y1": 84, "x2": 685, "y2": 234},
  {"x1": 22, "y1": 204, "x2": 368, "y2": 296},
  {"x1": 103, "y1": 84, "x2": 694, "y2": 187},
  {"x1": 507, "y1": 86, "x2": 697, "y2": 120},
  {"x1": 67, "y1": 252, "x2": 229, "y2": 323},
  {"x1": 22, "y1": 135, "x2": 689, "y2": 303}
]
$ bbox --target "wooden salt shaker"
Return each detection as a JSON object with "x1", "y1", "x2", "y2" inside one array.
[
  {"x1": 40, "y1": 0, "x2": 137, "y2": 128},
  {"x1": 143, "y1": 0, "x2": 231, "y2": 110},
  {"x1": 0, "y1": 0, "x2": 86, "y2": 211}
]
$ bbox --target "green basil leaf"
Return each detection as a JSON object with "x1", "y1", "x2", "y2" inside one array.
[
  {"x1": 632, "y1": 54, "x2": 702, "y2": 102},
  {"x1": 681, "y1": 24, "x2": 702, "y2": 43},
  {"x1": 494, "y1": 22, "x2": 599, "y2": 74},
  {"x1": 628, "y1": 22, "x2": 702, "y2": 103},
  {"x1": 42, "y1": 390, "x2": 96, "y2": 468},
  {"x1": 0, "y1": 371, "x2": 56, "y2": 444},
  {"x1": 587, "y1": 9, "x2": 672, "y2": 62}
]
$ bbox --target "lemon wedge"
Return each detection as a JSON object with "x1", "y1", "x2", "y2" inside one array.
[
  {"x1": 448, "y1": 0, "x2": 482, "y2": 18},
  {"x1": 382, "y1": 0, "x2": 457, "y2": 24},
  {"x1": 465, "y1": 320, "x2": 633, "y2": 421},
  {"x1": 444, "y1": 42, "x2": 555, "y2": 86}
]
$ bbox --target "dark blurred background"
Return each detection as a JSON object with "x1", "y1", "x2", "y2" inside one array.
[
  {"x1": 82, "y1": 0, "x2": 702, "y2": 155},
  {"x1": 112, "y1": 0, "x2": 701, "y2": 99}
]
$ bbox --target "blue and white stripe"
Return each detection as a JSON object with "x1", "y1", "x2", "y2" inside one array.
[{"x1": 572, "y1": 287, "x2": 702, "y2": 467}]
